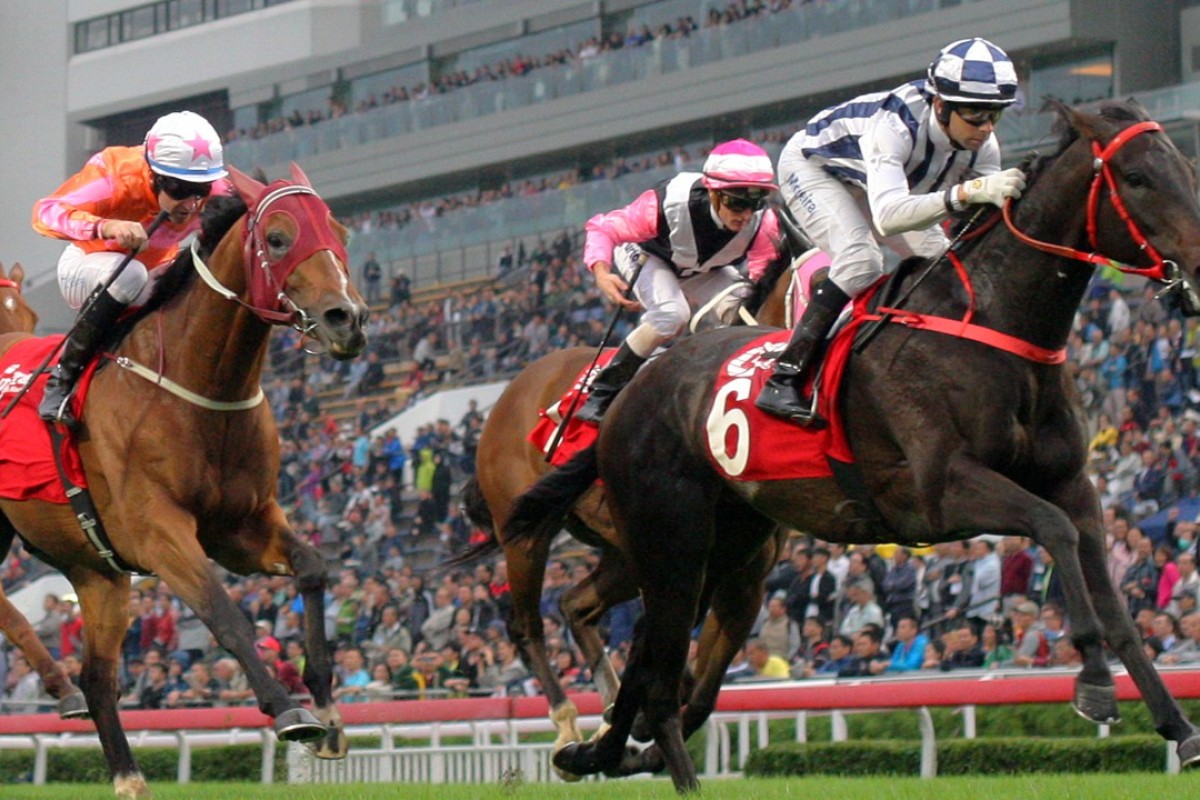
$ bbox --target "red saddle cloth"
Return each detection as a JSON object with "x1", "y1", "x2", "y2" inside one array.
[
  {"x1": 0, "y1": 336, "x2": 94, "y2": 503},
  {"x1": 527, "y1": 349, "x2": 616, "y2": 467},
  {"x1": 528, "y1": 319, "x2": 858, "y2": 480},
  {"x1": 703, "y1": 327, "x2": 854, "y2": 481}
]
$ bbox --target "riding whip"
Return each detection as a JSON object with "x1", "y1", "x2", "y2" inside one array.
[
  {"x1": 852, "y1": 205, "x2": 987, "y2": 355},
  {"x1": 544, "y1": 252, "x2": 647, "y2": 462},
  {"x1": 2, "y1": 209, "x2": 170, "y2": 419}
]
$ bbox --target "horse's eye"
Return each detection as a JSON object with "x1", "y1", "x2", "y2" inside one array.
[
  {"x1": 1124, "y1": 171, "x2": 1147, "y2": 188},
  {"x1": 266, "y1": 232, "x2": 288, "y2": 250}
]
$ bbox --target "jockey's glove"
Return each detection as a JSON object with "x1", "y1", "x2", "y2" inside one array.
[{"x1": 959, "y1": 168, "x2": 1027, "y2": 207}]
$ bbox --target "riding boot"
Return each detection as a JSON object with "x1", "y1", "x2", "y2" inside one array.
[
  {"x1": 754, "y1": 280, "x2": 851, "y2": 426},
  {"x1": 574, "y1": 342, "x2": 648, "y2": 424},
  {"x1": 38, "y1": 290, "x2": 129, "y2": 430}
]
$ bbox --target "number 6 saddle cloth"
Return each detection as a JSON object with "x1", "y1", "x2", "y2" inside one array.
[
  {"x1": 704, "y1": 327, "x2": 854, "y2": 481},
  {"x1": 528, "y1": 323, "x2": 856, "y2": 481}
]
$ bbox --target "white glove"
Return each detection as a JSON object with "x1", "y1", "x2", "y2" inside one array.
[{"x1": 958, "y1": 168, "x2": 1026, "y2": 207}]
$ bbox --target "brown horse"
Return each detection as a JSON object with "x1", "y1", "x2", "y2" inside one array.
[
  {"x1": 0, "y1": 263, "x2": 89, "y2": 718},
  {"x1": 451, "y1": 242, "x2": 798, "y2": 771},
  {"x1": 506, "y1": 100, "x2": 1200, "y2": 792},
  {"x1": 0, "y1": 166, "x2": 366, "y2": 798}
]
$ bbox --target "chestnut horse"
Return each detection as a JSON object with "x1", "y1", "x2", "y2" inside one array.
[
  {"x1": 450, "y1": 239, "x2": 799, "y2": 772},
  {"x1": 0, "y1": 263, "x2": 89, "y2": 718},
  {"x1": 506, "y1": 100, "x2": 1200, "y2": 792},
  {"x1": 0, "y1": 167, "x2": 366, "y2": 798}
]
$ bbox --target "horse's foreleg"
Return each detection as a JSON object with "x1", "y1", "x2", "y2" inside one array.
[
  {"x1": 287, "y1": 534, "x2": 346, "y2": 759},
  {"x1": 940, "y1": 457, "x2": 1112, "y2": 715},
  {"x1": 73, "y1": 569, "x2": 147, "y2": 799},
  {"x1": 154, "y1": 516, "x2": 323, "y2": 744},
  {"x1": 1074, "y1": 510, "x2": 1200, "y2": 760}
]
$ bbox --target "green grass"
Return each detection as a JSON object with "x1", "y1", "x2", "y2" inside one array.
[{"x1": 6, "y1": 773, "x2": 1200, "y2": 800}]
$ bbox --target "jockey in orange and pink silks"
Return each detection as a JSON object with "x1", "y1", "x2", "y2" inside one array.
[
  {"x1": 31, "y1": 110, "x2": 231, "y2": 429},
  {"x1": 575, "y1": 138, "x2": 783, "y2": 424}
]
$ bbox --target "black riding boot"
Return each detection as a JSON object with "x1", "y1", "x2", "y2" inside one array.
[
  {"x1": 574, "y1": 342, "x2": 648, "y2": 424},
  {"x1": 39, "y1": 289, "x2": 129, "y2": 430},
  {"x1": 754, "y1": 281, "x2": 851, "y2": 426}
]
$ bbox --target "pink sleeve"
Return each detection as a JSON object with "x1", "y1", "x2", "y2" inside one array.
[
  {"x1": 746, "y1": 208, "x2": 783, "y2": 281},
  {"x1": 1158, "y1": 562, "x2": 1180, "y2": 609},
  {"x1": 582, "y1": 189, "x2": 661, "y2": 270}
]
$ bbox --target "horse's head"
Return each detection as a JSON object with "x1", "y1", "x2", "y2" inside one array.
[
  {"x1": 1046, "y1": 99, "x2": 1200, "y2": 309},
  {"x1": 227, "y1": 164, "x2": 368, "y2": 358},
  {"x1": 0, "y1": 262, "x2": 37, "y2": 334}
]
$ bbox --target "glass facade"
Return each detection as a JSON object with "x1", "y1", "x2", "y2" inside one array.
[{"x1": 74, "y1": 0, "x2": 297, "y2": 54}]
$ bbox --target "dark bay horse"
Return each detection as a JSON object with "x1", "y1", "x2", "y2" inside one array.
[
  {"x1": 506, "y1": 100, "x2": 1200, "y2": 792},
  {"x1": 0, "y1": 166, "x2": 367, "y2": 798},
  {"x1": 451, "y1": 246, "x2": 798, "y2": 771},
  {"x1": 0, "y1": 263, "x2": 89, "y2": 718}
]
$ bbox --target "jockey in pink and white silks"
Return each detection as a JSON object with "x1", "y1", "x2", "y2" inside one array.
[
  {"x1": 757, "y1": 38, "x2": 1026, "y2": 425},
  {"x1": 575, "y1": 139, "x2": 783, "y2": 423}
]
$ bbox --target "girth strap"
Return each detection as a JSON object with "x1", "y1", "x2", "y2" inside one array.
[{"x1": 47, "y1": 423, "x2": 138, "y2": 575}]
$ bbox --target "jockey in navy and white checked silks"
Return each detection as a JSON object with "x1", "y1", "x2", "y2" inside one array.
[
  {"x1": 777, "y1": 37, "x2": 1021, "y2": 297},
  {"x1": 758, "y1": 38, "x2": 1026, "y2": 425}
]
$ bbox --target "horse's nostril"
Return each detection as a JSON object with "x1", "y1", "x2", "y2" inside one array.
[{"x1": 323, "y1": 307, "x2": 351, "y2": 329}]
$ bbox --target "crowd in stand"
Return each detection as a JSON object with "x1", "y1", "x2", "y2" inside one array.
[{"x1": 225, "y1": 0, "x2": 804, "y2": 146}]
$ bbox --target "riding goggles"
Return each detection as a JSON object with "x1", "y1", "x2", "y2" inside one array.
[
  {"x1": 157, "y1": 175, "x2": 214, "y2": 201},
  {"x1": 954, "y1": 106, "x2": 1004, "y2": 127},
  {"x1": 718, "y1": 190, "x2": 769, "y2": 213}
]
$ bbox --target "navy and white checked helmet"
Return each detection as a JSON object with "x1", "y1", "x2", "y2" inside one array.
[{"x1": 926, "y1": 38, "x2": 1018, "y2": 106}]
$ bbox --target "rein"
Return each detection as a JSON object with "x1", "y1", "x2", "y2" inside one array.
[
  {"x1": 1002, "y1": 120, "x2": 1168, "y2": 279},
  {"x1": 869, "y1": 120, "x2": 1170, "y2": 364}
]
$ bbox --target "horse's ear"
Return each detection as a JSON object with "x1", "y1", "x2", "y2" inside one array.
[
  {"x1": 10, "y1": 263, "x2": 23, "y2": 287},
  {"x1": 1043, "y1": 97, "x2": 1101, "y2": 145},
  {"x1": 289, "y1": 162, "x2": 314, "y2": 189},
  {"x1": 227, "y1": 165, "x2": 265, "y2": 208}
]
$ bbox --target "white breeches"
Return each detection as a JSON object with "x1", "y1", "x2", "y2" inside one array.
[
  {"x1": 777, "y1": 155, "x2": 948, "y2": 297},
  {"x1": 56, "y1": 245, "x2": 153, "y2": 309},
  {"x1": 613, "y1": 242, "x2": 749, "y2": 355}
]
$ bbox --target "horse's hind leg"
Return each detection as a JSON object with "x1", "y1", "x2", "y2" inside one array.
[
  {"x1": 72, "y1": 568, "x2": 147, "y2": 799},
  {"x1": 559, "y1": 550, "x2": 638, "y2": 721},
  {"x1": 0, "y1": 521, "x2": 85, "y2": 718},
  {"x1": 501, "y1": 530, "x2": 579, "y2": 742}
]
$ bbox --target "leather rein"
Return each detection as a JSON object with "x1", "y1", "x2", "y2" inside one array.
[{"x1": 867, "y1": 120, "x2": 1171, "y2": 364}]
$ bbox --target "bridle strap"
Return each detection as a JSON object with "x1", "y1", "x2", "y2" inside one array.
[
  {"x1": 1003, "y1": 120, "x2": 1166, "y2": 279},
  {"x1": 0, "y1": 279, "x2": 19, "y2": 291}
]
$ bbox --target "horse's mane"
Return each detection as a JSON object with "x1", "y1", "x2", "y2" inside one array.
[{"x1": 118, "y1": 194, "x2": 248, "y2": 332}]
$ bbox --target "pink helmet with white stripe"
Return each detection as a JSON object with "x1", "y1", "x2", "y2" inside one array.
[{"x1": 701, "y1": 139, "x2": 778, "y2": 193}]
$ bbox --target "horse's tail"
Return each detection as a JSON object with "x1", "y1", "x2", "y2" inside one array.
[
  {"x1": 505, "y1": 444, "x2": 599, "y2": 546},
  {"x1": 441, "y1": 477, "x2": 502, "y2": 569}
]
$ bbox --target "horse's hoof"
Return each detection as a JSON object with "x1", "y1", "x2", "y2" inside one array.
[
  {"x1": 275, "y1": 708, "x2": 326, "y2": 743},
  {"x1": 305, "y1": 721, "x2": 348, "y2": 759},
  {"x1": 1177, "y1": 733, "x2": 1200, "y2": 768},
  {"x1": 552, "y1": 742, "x2": 586, "y2": 775},
  {"x1": 608, "y1": 745, "x2": 660, "y2": 777},
  {"x1": 631, "y1": 711, "x2": 653, "y2": 743},
  {"x1": 1072, "y1": 681, "x2": 1120, "y2": 725},
  {"x1": 57, "y1": 691, "x2": 89, "y2": 720}
]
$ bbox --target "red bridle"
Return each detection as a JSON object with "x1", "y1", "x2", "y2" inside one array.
[
  {"x1": 1003, "y1": 120, "x2": 1167, "y2": 280},
  {"x1": 0, "y1": 280, "x2": 20, "y2": 291}
]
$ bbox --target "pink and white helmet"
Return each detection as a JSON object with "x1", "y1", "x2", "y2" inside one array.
[
  {"x1": 144, "y1": 111, "x2": 227, "y2": 182},
  {"x1": 701, "y1": 139, "x2": 777, "y2": 192}
]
